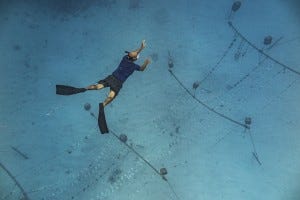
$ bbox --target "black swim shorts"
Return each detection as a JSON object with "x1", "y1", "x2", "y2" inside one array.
[{"x1": 97, "y1": 75, "x2": 123, "y2": 95}]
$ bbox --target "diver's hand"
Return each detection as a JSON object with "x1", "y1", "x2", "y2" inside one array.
[
  {"x1": 140, "y1": 58, "x2": 151, "y2": 71},
  {"x1": 141, "y1": 40, "x2": 146, "y2": 49},
  {"x1": 145, "y1": 58, "x2": 151, "y2": 65}
]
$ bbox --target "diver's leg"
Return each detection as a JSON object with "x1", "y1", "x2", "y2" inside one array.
[
  {"x1": 86, "y1": 83, "x2": 105, "y2": 90},
  {"x1": 103, "y1": 90, "x2": 116, "y2": 107}
]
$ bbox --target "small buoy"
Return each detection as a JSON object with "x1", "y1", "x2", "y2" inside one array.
[
  {"x1": 160, "y1": 168, "x2": 168, "y2": 175},
  {"x1": 264, "y1": 35, "x2": 272, "y2": 45},
  {"x1": 168, "y1": 59, "x2": 174, "y2": 68},
  {"x1": 245, "y1": 117, "x2": 252, "y2": 125},
  {"x1": 192, "y1": 81, "x2": 200, "y2": 90},
  {"x1": 84, "y1": 103, "x2": 91, "y2": 111},
  {"x1": 232, "y1": 1, "x2": 242, "y2": 12},
  {"x1": 119, "y1": 134, "x2": 128, "y2": 143}
]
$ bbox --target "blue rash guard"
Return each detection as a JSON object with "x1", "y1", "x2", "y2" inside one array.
[{"x1": 112, "y1": 56, "x2": 141, "y2": 83}]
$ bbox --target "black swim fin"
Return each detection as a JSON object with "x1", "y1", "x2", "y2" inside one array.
[
  {"x1": 56, "y1": 85, "x2": 87, "y2": 95},
  {"x1": 98, "y1": 103, "x2": 109, "y2": 134}
]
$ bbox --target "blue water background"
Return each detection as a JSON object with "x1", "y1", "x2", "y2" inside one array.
[{"x1": 0, "y1": 0, "x2": 300, "y2": 199}]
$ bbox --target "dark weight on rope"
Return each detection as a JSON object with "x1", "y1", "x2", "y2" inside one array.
[
  {"x1": 264, "y1": 35, "x2": 273, "y2": 45},
  {"x1": 84, "y1": 103, "x2": 91, "y2": 111},
  {"x1": 232, "y1": 1, "x2": 242, "y2": 12},
  {"x1": 192, "y1": 81, "x2": 200, "y2": 90},
  {"x1": 119, "y1": 134, "x2": 128, "y2": 143},
  {"x1": 245, "y1": 117, "x2": 252, "y2": 126},
  {"x1": 160, "y1": 168, "x2": 168, "y2": 175}
]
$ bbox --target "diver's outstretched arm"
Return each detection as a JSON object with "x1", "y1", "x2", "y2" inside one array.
[
  {"x1": 127, "y1": 40, "x2": 147, "y2": 59},
  {"x1": 134, "y1": 40, "x2": 146, "y2": 54}
]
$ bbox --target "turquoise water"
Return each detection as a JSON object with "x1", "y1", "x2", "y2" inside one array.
[{"x1": 0, "y1": 0, "x2": 300, "y2": 199}]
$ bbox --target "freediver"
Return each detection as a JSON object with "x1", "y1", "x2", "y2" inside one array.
[{"x1": 56, "y1": 40, "x2": 151, "y2": 133}]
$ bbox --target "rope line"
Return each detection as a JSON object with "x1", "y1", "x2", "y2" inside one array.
[
  {"x1": 168, "y1": 69, "x2": 249, "y2": 129},
  {"x1": 110, "y1": 129, "x2": 161, "y2": 176},
  {"x1": 91, "y1": 114, "x2": 180, "y2": 199},
  {"x1": 200, "y1": 35, "x2": 238, "y2": 84},
  {"x1": 0, "y1": 162, "x2": 30, "y2": 200},
  {"x1": 247, "y1": 130, "x2": 262, "y2": 165},
  {"x1": 228, "y1": 21, "x2": 300, "y2": 76},
  {"x1": 108, "y1": 128, "x2": 180, "y2": 200}
]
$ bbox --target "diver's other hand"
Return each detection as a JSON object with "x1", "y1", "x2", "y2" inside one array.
[
  {"x1": 141, "y1": 40, "x2": 146, "y2": 49},
  {"x1": 140, "y1": 58, "x2": 151, "y2": 71},
  {"x1": 145, "y1": 58, "x2": 151, "y2": 65}
]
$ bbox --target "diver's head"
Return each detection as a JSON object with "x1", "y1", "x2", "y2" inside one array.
[{"x1": 125, "y1": 51, "x2": 139, "y2": 61}]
